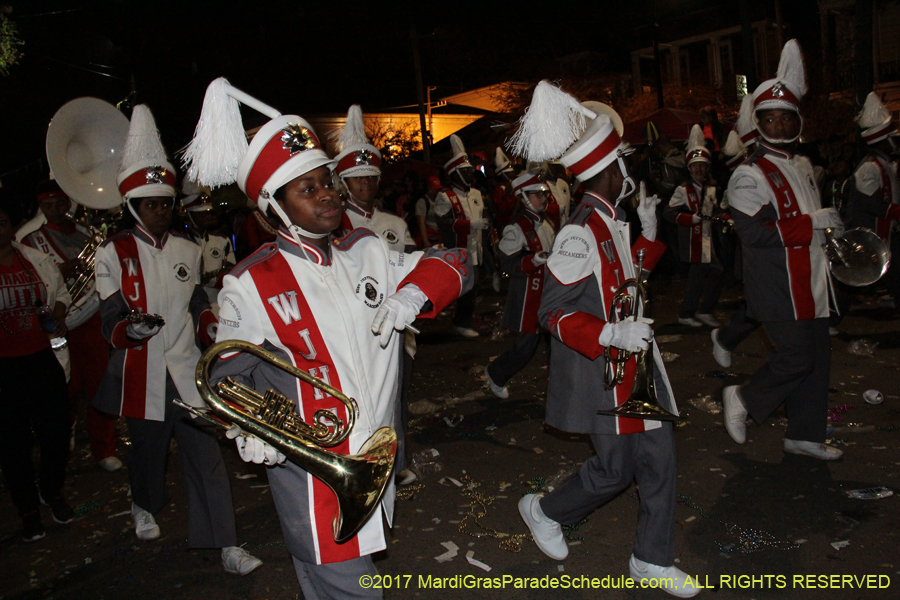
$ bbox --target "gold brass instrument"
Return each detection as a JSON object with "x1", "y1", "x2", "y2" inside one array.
[
  {"x1": 823, "y1": 227, "x2": 890, "y2": 287},
  {"x1": 67, "y1": 222, "x2": 105, "y2": 303},
  {"x1": 120, "y1": 309, "x2": 166, "y2": 328},
  {"x1": 597, "y1": 249, "x2": 682, "y2": 422},
  {"x1": 699, "y1": 213, "x2": 734, "y2": 233},
  {"x1": 191, "y1": 339, "x2": 396, "y2": 544}
]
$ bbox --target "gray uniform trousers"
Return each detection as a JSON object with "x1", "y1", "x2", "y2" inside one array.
[
  {"x1": 717, "y1": 301, "x2": 759, "y2": 351},
  {"x1": 488, "y1": 332, "x2": 544, "y2": 386},
  {"x1": 539, "y1": 423, "x2": 677, "y2": 567},
  {"x1": 125, "y1": 372, "x2": 237, "y2": 548},
  {"x1": 740, "y1": 317, "x2": 831, "y2": 444}
]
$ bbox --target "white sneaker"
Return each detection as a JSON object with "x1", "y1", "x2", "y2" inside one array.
[
  {"x1": 485, "y1": 366, "x2": 509, "y2": 399},
  {"x1": 722, "y1": 385, "x2": 747, "y2": 444},
  {"x1": 784, "y1": 439, "x2": 844, "y2": 460},
  {"x1": 710, "y1": 329, "x2": 731, "y2": 368},
  {"x1": 678, "y1": 317, "x2": 703, "y2": 328},
  {"x1": 455, "y1": 326, "x2": 480, "y2": 338},
  {"x1": 132, "y1": 503, "x2": 160, "y2": 541},
  {"x1": 628, "y1": 555, "x2": 701, "y2": 598},
  {"x1": 396, "y1": 469, "x2": 418, "y2": 486},
  {"x1": 518, "y1": 494, "x2": 568, "y2": 560},
  {"x1": 98, "y1": 456, "x2": 123, "y2": 472},
  {"x1": 828, "y1": 326, "x2": 839, "y2": 337},
  {"x1": 222, "y1": 545, "x2": 263, "y2": 575},
  {"x1": 695, "y1": 313, "x2": 721, "y2": 328}
]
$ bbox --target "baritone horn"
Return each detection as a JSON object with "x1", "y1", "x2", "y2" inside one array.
[
  {"x1": 596, "y1": 249, "x2": 682, "y2": 421},
  {"x1": 823, "y1": 227, "x2": 890, "y2": 287},
  {"x1": 185, "y1": 339, "x2": 397, "y2": 544}
]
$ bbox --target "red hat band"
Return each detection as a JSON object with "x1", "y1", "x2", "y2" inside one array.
[
  {"x1": 568, "y1": 129, "x2": 621, "y2": 178},
  {"x1": 118, "y1": 166, "x2": 177, "y2": 198},
  {"x1": 245, "y1": 124, "x2": 323, "y2": 202},
  {"x1": 754, "y1": 82, "x2": 800, "y2": 109},
  {"x1": 337, "y1": 148, "x2": 382, "y2": 174},
  {"x1": 863, "y1": 121, "x2": 896, "y2": 145}
]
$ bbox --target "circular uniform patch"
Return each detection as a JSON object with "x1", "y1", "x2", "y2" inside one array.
[
  {"x1": 210, "y1": 247, "x2": 223, "y2": 259},
  {"x1": 355, "y1": 275, "x2": 384, "y2": 309},
  {"x1": 173, "y1": 262, "x2": 191, "y2": 282},
  {"x1": 383, "y1": 230, "x2": 399, "y2": 244}
]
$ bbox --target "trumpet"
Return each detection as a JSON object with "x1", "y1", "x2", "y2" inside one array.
[
  {"x1": 186, "y1": 339, "x2": 396, "y2": 544},
  {"x1": 597, "y1": 249, "x2": 682, "y2": 422},
  {"x1": 698, "y1": 213, "x2": 734, "y2": 233},
  {"x1": 120, "y1": 309, "x2": 166, "y2": 328}
]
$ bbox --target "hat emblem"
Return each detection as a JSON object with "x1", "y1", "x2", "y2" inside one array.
[
  {"x1": 355, "y1": 149, "x2": 374, "y2": 166},
  {"x1": 280, "y1": 124, "x2": 317, "y2": 156},
  {"x1": 771, "y1": 83, "x2": 786, "y2": 98},
  {"x1": 145, "y1": 166, "x2": 168, "y2": 185}
]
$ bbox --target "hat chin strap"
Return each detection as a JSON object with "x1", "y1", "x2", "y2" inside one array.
[
  {"x1": 126, "y1": 199, "x2": 152, "y2": 233},
  {"x1": 265, "y1": 199, "x2": 329, "y2": 243},
  {"x1": 614, "y1": 155, "x2": 636, "y2": 205},
  {"x1": 754, "y1": 113, "x2": 804, "y2": 146}
]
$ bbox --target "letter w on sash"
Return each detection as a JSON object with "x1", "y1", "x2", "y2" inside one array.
[{"x1": 267, "y1": 290, "x2": 302, "y2": 325}]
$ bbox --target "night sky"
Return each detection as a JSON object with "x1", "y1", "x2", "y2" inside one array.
[{"x1": 0, "y1": 0, "x2": 820, "y2": 186}]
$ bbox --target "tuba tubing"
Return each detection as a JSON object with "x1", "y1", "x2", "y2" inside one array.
[{"x1": 196, "y1": 339, "x2": 397, "y2": 544}]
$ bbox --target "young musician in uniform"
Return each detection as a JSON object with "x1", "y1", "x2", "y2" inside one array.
[
  {"x1": 23, "y1": 180, "x2": 120, "y2": 471},
  {"x1": 93, "y1": 105, "x2": 262, "y2": 573},
  {"x1": 510, "y1": 82, "x2": 698, "y2": 598},
  {"x1": 723, "y1": 41, "x2": 844, "y2": 461},
  {"x1": 183, "y1": 79, "x2": 473, "y2": 599},
  {"x1": 485, "y1": 172, "x2": 555, "y2": 399}
]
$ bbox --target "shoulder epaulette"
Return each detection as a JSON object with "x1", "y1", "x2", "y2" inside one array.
[
  {"x1": 332, "y1": 227, "x2": 377, "y2": 251},
  {"x1": 230, "y1": 243, "x2": 278, "y2": 277},
  {"x1": 100, "y1": 229, "x2": 134, "y2": 248},
  {"x1": 743, "y1": 145, "x2": 766, "y2": 167},
  {"x1": 568, "y1": 202, "x2": 595, "y2": 227}
]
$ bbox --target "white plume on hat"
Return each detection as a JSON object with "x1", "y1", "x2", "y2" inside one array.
[
  {"x1": 775, "y1": 39, "x2": 808, "y2": 99},
  {"x1": 722, "y1": 130, "x2": 745, "y2": 157},
  {"x1": 494, "y1": 147, "x2": 513, "y2": 173},
  {"x1": 507, "y1": 81, "x2": 588, "y2": 162},
  {"x1": 331, "y1": 104, "x2": 370, "y2": 151},
  {"x1": 736, "y1": 94, "x2": 756, "y2": 140},
  {"x1": 686, "y1": 124, "x2": 705, "y2": 154},
  {"x1": 857, "y1": 92, "x2": 891, "y2": 129},
  {"x1": 121, "y1": 105, "x2": 169, "y2": 172},
  {"x1": 182, "y1": 77, "x2": 251, "y2": 189},
  {"x1": 450, "y1": 134, "x2": 466, "y2": 159}
]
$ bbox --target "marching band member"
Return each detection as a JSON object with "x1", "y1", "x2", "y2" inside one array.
[
  {"x1": 92, "y1": 105, "x2": 262, "y2": 573},
  {"x1": 181, "y1": 179, "x2": 235, "y2": 316},
  {"x1": 333, "y1": 105, "x2": 416, "y2": 253},
  {"x1": 485, "y1": 172, "x2": 555, "y2": 399},
  {"x1": 183, "y1": 78, "x2": 472, "y2": 599},
  {"x1": 509, "y1": 82, "x2": 697, "y2": 598},
  {"x1": 23, "y1": 180, "x2": 120, "y2": 471},
  {"x1": 414, "y1": 175, "x2": 443, "y2": 248},
  {"x1": 664, "y1": 125, "x2": 727, "y2": 328},
  {"x1": 723, "y1": 40, "x2": 843, "y2": 461},
  {"x1": 433, "y1": 134, "x2": 487, "y2": 338},
  {"x1": 846, "y1": 91, "x2": 900, "y2": 308},
  {"x1": 0, "y1": 191, "x2": 74, "y2": 541}
]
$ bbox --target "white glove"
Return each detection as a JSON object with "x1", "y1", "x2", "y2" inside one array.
[
  {"x1": 226, "y1": 425, "x2": 286, "y2": 466},
  {"x1": 636, "y1": 182, "x2": 660, "y2": 242},
  {"x1": 206, "y1": 321, "x2": 218, "y2": 341},
  {"x1": 598, "y1": 320, "x2": 652, "y2": 353},
  {"x1": 532, "y1": 252, "x2": 549, "y2": 266},
  {"x1": 810, "y1": 208, "x2": 844, "y2": 236},
  {"x1": 690, "y1": 214, "x2": 702, "y2": 224},
  {"x1": 469, "y1": 218, "x2": 490, "y2": 230},
  {"x1": 127, "y1": 321, "x2": 161, "y2": 340},
  {"x1": 371, "y1": 284, "x2": 429, "y2": 348}
]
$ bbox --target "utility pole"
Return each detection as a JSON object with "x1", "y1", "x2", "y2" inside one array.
[
  {"x1": 739, "y1": 0, "x2": 758, "y2": 92},
  {"x1": 410, "y1": 23, "x2": 431, "y2": 164}
]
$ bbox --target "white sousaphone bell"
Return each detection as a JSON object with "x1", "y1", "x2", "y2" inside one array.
[{"x1": 46, "y1": 97, "x2": 130, "y2": 210}]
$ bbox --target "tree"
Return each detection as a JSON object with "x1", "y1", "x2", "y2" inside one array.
[{"x1": 0, "y1": 6, "x2": 24, "y2": 76}]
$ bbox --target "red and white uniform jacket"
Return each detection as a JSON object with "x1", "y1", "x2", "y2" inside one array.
[
  {"x1": 93, "y1": 226, "x2": 216, "y2": 421},
  {"x1": 538, "y1": 192, "x2": 676, "y2": 436},
  {"x1": 848, "y1": 149, "x2": 900, "y2": 245},
  {"x1": 498, "y1": 213, "x2": 555, "y2": 334},
  {"x1": 337, "y1": 198, "x2": 416, "y2": 253},
  {"x1": 23, "y1": 221, "x2": 99, "y2": 329},
  {"x1": 664, "y1": 180, "x2": 726, "y2": 264},
  {"x1": 210, "y1": 230, "x2": 472, "y2": 565},
  {"x1": 727, "y1": 143, "x2": 831, "y2": 322},
  {"x1": 433, "y1": 186, "x2": 484, "y2": 265}
]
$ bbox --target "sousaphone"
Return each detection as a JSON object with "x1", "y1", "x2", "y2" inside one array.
[{"x1": 46, "y1": 97, "x2": 130, "y2": 209}]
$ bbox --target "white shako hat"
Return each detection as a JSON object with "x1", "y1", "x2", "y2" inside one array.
[
  {"x1": 752, "y1": 39, "x2": 807, "y2": 113},
  {"x1": 685, "y1": 124, "x2": 711, "y2": 166},
  {"x1": 736, "y1": 93, "x2": 759, "y2": 147},
  {"x1": 857, "y1": 92, "x2": 897, "y2": 145},
  {"x1": 182, "y1": 78, "x2": 333, "y2": 240},
  {"x1": 181, "y1": 178, "x2": 212, "y2": 212},
  {"x1": 507, "y1": 81, "x2": 631, "y2": 184},
  {"x1": 722, "y1": 130, "x2": 746, "y2": 170},
  {"x1": 331, "y1": 105, "x2": 382, "y2": 178},
  {"x1": 444, "y1": 134, "x2": 472, "y2": 174},
  {"x1": 511, "y1": 171, "x2": 549, "y2": 198},
  {"x1": 494, "y1": 147, "x2": 514, "y2": 176},
  {"x1": 117, "y1": 105, "x2": 176, "y2": 201}
]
